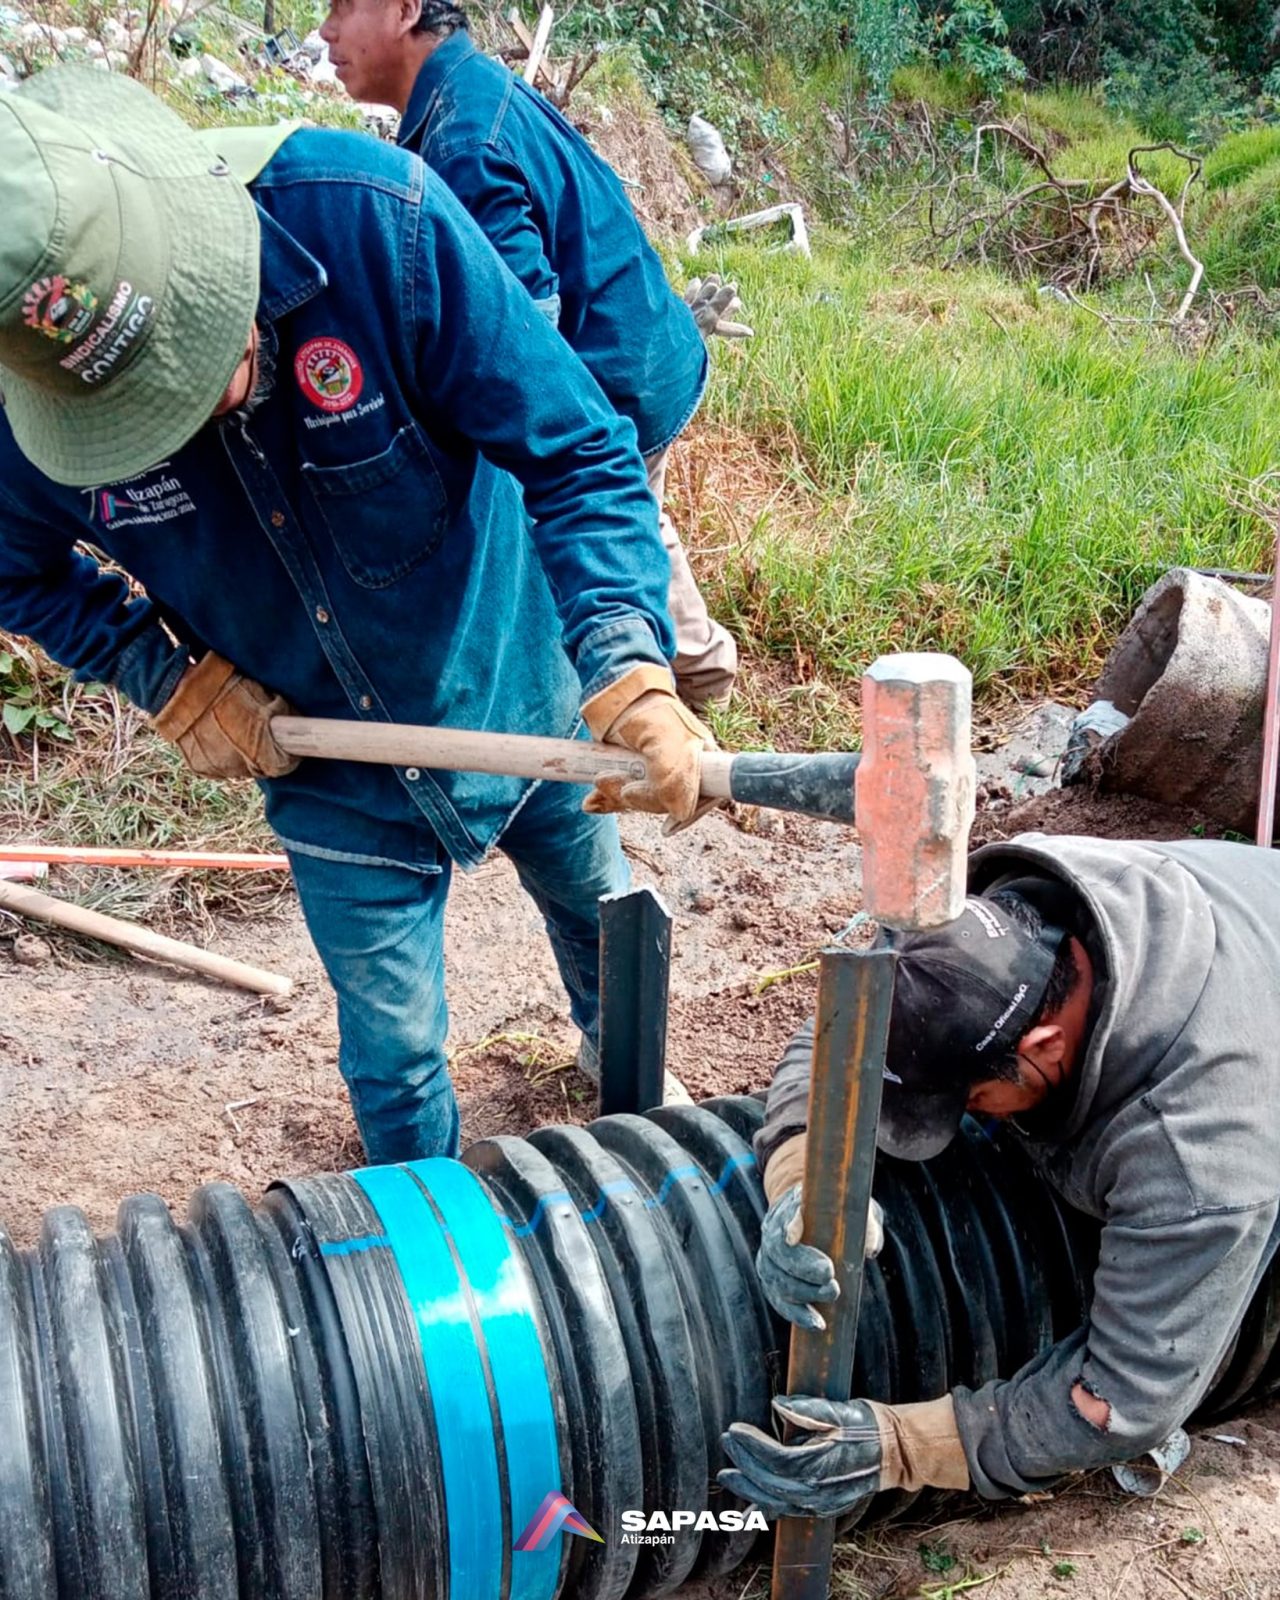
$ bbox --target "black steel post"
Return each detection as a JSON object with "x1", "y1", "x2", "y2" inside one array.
[
  {"x1": 596, "y1": 885, "x2": 672, "y2": 1117},
  {"x1": 771, "y1": 946, "x2": 897, "y2": 1600}
]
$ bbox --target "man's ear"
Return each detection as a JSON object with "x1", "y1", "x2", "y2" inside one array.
[
  {"x1": 1019, "y1": 1022, "x2": 1066, "y2": 1072},
  {"x1": 397, "y1": 0, "x2": 422, "y2": 36}
]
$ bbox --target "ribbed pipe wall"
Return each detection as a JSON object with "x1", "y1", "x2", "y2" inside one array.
[{"x1": 0, "y1": 1096, "x2": 1275, "y2": 1600}]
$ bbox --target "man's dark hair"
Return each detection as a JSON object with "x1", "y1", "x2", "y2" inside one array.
[
  {"x1": 982, "y1": 890, "x2": 1080, "y2": 1082},
  {"x1": 413, "y1": 1, "x2": 467, "y2": 36}
]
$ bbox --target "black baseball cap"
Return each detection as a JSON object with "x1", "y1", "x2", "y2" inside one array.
[{"x1": 877, "y1": 897, "x2": 1067, "y2": 1161}]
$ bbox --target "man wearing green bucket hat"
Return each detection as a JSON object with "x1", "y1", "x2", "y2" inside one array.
[{"x1": 0, "y1": 66, "x2": 713, "y2": 1163}]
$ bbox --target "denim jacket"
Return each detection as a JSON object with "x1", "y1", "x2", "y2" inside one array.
[
  {"x1": 0, "y1": 129, "x2": 673, "y2": 870},
  {"x1": 399, "y1": 31, "x2": 708, "y2": 458}
]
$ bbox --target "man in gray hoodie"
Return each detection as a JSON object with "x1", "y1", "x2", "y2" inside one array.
[{"x1": 719, "y1": 835, "x2": 1280, "y2": 1510}]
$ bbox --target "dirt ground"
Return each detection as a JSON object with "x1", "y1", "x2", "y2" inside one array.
[{"x1": 2, "y1": 706, "x2": 1277, "y2": 1599}]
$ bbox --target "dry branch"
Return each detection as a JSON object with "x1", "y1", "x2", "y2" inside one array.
[{"x1": 928, "y1": 122, "x2": 1209, "y2": 322}]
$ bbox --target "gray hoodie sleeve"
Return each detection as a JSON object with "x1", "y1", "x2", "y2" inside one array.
[
  {"x1": 753, "y1": 1018, "x2": 815, "y2": 1174},
  {"x1": 954, "y1": 1194, "x2": 1280, "y2": 1498}
]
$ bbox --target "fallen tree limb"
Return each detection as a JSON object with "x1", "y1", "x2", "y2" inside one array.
[{"x1": 930, "y1": 123, "x2": 1209, "y2": 319}]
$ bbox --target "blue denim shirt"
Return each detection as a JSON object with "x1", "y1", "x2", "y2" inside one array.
[
  {"x1": 399, "y1": 31, "x2": 708, "y2": 458},
  {"x1": 0, "y1": 129, "x2": 674, "y2": 870}
]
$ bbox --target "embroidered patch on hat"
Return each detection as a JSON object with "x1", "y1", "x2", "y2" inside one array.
[
  {"x1": 23, "y1": 276, "x2": 98, "y2": 344},
  {"x1": 295, "y1": 336, "x2": 364, "y2": 413}
]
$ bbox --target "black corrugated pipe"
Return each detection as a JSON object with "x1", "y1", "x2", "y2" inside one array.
[{"x1": 1, "y1": 1095, "x2": 1275, "y2": 1600}]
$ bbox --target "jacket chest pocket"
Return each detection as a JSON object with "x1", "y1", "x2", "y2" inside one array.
[{"x1": 302, "y1": 424, "x2": 448, "y2": 589}]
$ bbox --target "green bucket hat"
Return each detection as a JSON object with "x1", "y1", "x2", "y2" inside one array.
[{"x1": 0, "y1": 66, "x2": 261, "y2": 488}]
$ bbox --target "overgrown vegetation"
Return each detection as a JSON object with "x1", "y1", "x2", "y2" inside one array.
[{"x1": 683, "y1": 231, "x2": 1276, "y2": 750}]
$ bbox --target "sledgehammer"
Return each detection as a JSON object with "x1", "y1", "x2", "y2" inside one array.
[
  {"x1": 270, "y1": 716, "x2": 863, "y2": 824},
  {"x1": 772, "y1": 654, "x2": 975, "y2": 1600}
]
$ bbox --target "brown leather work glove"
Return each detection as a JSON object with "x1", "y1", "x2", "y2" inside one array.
[
  {"x1": 582, "y1": 664, "x2": 715, "y2": 825},
  {"x1": 152, "y1": 652, "x2": 299, "y2": 780}
]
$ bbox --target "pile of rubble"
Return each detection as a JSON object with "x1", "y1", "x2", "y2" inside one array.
[{"x1": 0, "y1": 2, "x2": 397, "y2": 134}]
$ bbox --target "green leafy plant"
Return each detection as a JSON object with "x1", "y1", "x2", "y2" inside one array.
[
  {"x1": 1052, "y1": 1560, "x2": 1078, "y2": 1579},
  {"x1": 850, "y1": 0, "x2": 919, "y2": 105},
  {"x1": 0, "y1": 647, "x2": 72, "y2": 743},
  {"x1": 933, "y1": 0, "x2": 1026, "y2": 96},
  {"x1": 920, "y1": 1542, "x2": 959, "y2": 1574}
]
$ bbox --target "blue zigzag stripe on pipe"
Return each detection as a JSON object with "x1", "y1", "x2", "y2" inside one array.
[{"x1": 500, "y1": 1150, "x2": 757, "y2": 1238}]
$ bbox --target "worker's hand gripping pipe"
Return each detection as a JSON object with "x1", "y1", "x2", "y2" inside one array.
[{"x1": 771, "y1": 653, "x2": 976, "y2": 1600}]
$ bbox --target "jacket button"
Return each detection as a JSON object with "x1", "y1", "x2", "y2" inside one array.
[
  {"x1": 359, "y1": 695, "x2": 373, "y2": 710},
  {"x1": 270, "y1": 510, "x2": 285, "y2": 527},
  {"x1": 405, "y1": 767, "x2": 421, "y2": 781},
  {"x1": 315, "y1": 607, "x2": 329, "y2": 624}
]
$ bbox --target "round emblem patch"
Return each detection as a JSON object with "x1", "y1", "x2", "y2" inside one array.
[
  {"x1": 23, "y1": 275, "x2": 98, "y2": 344},
  {"x1": 295, "y1": 336, "x2": 364, "y2": 413}
]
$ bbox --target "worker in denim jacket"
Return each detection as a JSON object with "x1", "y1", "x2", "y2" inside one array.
[
  {"x1": 0, "y1": 68, "x2": 715, "y2": 1163},
  {"x1": 318, "y1": 0, "x2": 742, "y2": 710}
]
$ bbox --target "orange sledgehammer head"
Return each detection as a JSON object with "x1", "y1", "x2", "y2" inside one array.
[{"x1": 854, "y1": 653, "x2": 976, "y2": 931}]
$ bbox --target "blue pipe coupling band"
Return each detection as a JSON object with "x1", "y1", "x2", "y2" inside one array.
[{"x1": 355, "y1": 1160, "x2": 563, "y2": 1600}]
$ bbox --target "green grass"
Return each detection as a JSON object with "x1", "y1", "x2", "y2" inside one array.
[
  {"x1": 1203, "y1": 127, "x2": 1280, "y2": 191},
  {"x1": 1009, "y1": 85, "x2": 1119, "y2": 146},
  {"x1": 1199, "y1": 161, "x2": 1280, "y2": 290},
  {"x1": 687, "y1": 241, "x2": 1278, "y2": 724}
]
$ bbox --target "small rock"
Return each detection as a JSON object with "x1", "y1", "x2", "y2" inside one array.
[
  {"x1": 18, "y1": 19, "x2": 66, "y2": 51},
  {"x1": 100, "y1": 16, "x2": 131, "y2": 48},
  {"x1": 687, "y1": 887, "x2": 718, "y2": 914},
  {"x1": 84, "y1": 37, "x2": 106, "y2": 57},
  {"x1": 13, "y1": 933, "x2": 53, "y2": 967}
]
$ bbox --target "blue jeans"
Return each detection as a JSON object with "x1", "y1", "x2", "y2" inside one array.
[{"x1": 287, "y1": 781, "x2": 629, "y2": 1164}]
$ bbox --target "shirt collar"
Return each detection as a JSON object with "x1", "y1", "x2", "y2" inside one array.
[
  {"x1": 398, "y1": 30, "x2": 477, "y2": 150},
  {"x1": 254, "y1": 204, "x2": 328, "y2": 324}
]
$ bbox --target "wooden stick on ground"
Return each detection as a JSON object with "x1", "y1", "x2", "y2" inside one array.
[
  {"x1": 0, "y1": 880, "x2": 293, "y2": 997},
  {"x1": 0, "y1": 846, "x2": 290, "y2": 872}
]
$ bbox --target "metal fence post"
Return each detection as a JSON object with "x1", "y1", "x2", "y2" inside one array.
[{"x1": 597, "y1": 886, "x2": 672, "y2": 1117}]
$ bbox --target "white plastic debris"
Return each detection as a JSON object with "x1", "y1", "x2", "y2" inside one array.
[
  {"x1": 1061, "y1": 698, "x2": 1131, "y2": 784},
  {"x1": 1111, "y1": 1426, "x2": 1191, "y2": 1496},
  {"x1": 687, "y1": 113, "x2": 732, "y2": 186},
  {"x1": 687, "y1": 201, "x2": 811, "y2": 260},
  {"x1": 300, "y1": 30, "x2": 338, "y2": 83},
  {"x1": 1212, "y1": 1433, "x2": 1247, "y2": 1446},
  {"x1": 201, "y1": 52, "x2": 248, "y2": 94}
]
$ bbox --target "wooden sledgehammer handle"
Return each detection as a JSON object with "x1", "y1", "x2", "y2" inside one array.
[
  {"x1": 0, "y1": 880, "x2": 293, "y2": 997},
  {"x1": 272, "y1": 716, "x2": 861, "y2": 824}
]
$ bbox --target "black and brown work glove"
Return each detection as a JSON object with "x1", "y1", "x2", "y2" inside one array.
[{"x1": 152, "y1": 651, "x2": 299, "y2": 780}]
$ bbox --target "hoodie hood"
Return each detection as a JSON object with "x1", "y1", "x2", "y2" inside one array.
[{"x1": 969, "y1": 833, "x2": 1217, "y2": 1141}]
